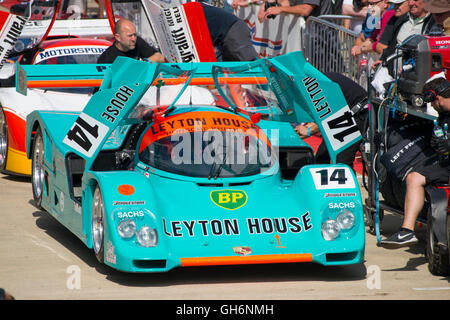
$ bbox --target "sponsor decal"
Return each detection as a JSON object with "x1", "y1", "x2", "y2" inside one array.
[
  {"x1": 145, "y1": 1, "x2": 215, "y2": 62},
  {"x1": 113, "y1": 200, "x2": 145, "y2": 206},
  {"x1": 139, "y1": 111, "x2": 269, "y2": 152},
  {"x1": 0, "y1": 12, "x2": 27, "y2": 68},
  {"x1": 164, "y1": 6, "x2": 196, "y2": 62},
  {"x1": 117, "y1": 184, "x2": 135, "y2": 196},
  {"x1": 210, "y1": 190, "x2": 247, "y2": 210},
  {"x1": 302, "y1": 77, "x2": 332, "y2": 119},
  {"x1": 33, "y1": 46, "x2": 107, "y2": 64},
  {"x1": 233, "y1": 246, "x2": 252, "y2": 256},
  {"x1": 162, "y1": 212, "x2": 313, "y2": 237},
  {"x1": 324, "y1": 192, "x2": 356, "y2": 198},
  {"x1": 274, "y1": 234, "x2": 285, "y2": 248},
  {"x1": 328, "y1": 202, "x2": 355, "y2": 209},
  {"x1": 116, "y1": 210, "x2": 144, "y2": 219},
  {"x1": 101, "y1": 85, "x2": 135, "y2": 123},
  {"x1": 105, "y1": 241, "x2": 116, "y2": 265}
]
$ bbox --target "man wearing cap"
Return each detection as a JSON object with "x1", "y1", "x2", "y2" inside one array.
[
  {"x1": 423, "y1": 0, "x2": 450, "y2": 34},
  {"x1": 375, "y1": 0, "x2": 438, "y2": 75}
]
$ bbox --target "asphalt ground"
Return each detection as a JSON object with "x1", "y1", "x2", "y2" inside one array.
[{"x1": 0, "y1": 172, "x2": 449, "y2": 302}]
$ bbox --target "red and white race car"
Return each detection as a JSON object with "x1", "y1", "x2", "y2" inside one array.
[
  {"x1": 0, "y1": 37, "x2": 111, "y2": 176},
  {"x1": 0, "y1": 0, "x2": 112, "y2": 176}
]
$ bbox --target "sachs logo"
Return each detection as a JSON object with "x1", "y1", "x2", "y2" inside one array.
[{"x1": 210, "y1": 190, "x2": 248, "y2": 210}]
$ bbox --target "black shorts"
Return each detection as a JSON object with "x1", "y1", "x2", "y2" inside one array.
[{"x1": 414, "y1": 159, "x2": 450, "y2": 185}]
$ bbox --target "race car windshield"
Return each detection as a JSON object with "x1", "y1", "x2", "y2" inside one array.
[
  {"x1": 212, "y1": 60, "x2": 292, "y2": 119},
  {"x1": 138, "y1": 111, "x2": 276, "y2": 178}
]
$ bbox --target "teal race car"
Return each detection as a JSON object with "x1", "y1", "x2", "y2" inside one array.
[{"x1": 23, "y1": 52, "x2": 365, "y2": 272}]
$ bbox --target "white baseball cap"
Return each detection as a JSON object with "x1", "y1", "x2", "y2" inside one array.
[
  {"x1": 423, "y1": 0, "x2": 450, "y2": 13},
  {"x1": 388, "y1": 0, "x2": 407, "y2": 4}
]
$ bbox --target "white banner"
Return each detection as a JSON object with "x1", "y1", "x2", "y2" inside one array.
[{"x1": 235, "y1": 5, "x2": 305, "y2": 58}]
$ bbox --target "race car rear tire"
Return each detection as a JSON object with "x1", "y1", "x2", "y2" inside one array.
[
  {"x1": 92, "y1": 185, "x2": 105, "y2": 264},
  {"x1": 426, "y1": 208, "x2": 449, "y2": 276},
  {"x1": 31, "y1": 127, "x2": 45, "y2": 209},
  {"x1": 0, "y1": 107, "x2": 8, "y2": 171}
]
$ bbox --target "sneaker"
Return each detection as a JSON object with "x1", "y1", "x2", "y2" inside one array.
[{"x1": 380, "y1": 228, "x2": 419, "y2": 249}]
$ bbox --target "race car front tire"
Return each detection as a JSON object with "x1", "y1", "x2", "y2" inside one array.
[
  {"x1": 92, "y1": 185, "x2": 105, "y2": 264},
  {"x1": 31, "y1": 127, "x2": 45, "y2": 209}
]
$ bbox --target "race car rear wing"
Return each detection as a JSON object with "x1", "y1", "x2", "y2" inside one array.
[{"x1": 15, "y1": 62, "x2": 109, "y2": 95}]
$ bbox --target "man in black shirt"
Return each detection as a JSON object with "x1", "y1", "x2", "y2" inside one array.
[{"x1": 97, "y1": 18, "x2": 164, "y2": 64}]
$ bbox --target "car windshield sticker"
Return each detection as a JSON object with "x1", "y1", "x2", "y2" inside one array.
[
  {"x1": 139, "y1": 111, "x2": 270, "y2": 152},
  {"x1": 309, "y1": 167, "x2": 356, "y2": 190},
  {"x1": 34, "y1": 46, "x2": 107, "y2": 64},
  {"x1": 210, "y1": 190, "x2": 248, "y2": 210}
]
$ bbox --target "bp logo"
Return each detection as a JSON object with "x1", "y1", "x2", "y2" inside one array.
[{"x1": 210, "y1": 190, "x2": 248, "y2": 210}]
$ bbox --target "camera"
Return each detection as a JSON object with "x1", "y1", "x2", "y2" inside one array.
[{"x1": 265, "y1": 1, "x2": 279, "y2": 19}]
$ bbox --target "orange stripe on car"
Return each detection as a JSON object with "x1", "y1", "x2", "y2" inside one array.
[
  {"x1": 26, "y1": 77, "x2": 268, "y2": 88},
  {"x1": 180, "y1": 254, "x2": 313, "y2": 267}
]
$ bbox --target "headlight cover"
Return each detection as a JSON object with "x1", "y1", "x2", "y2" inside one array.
[
  {"x1": 117, "y1": 219, "x2": 137, "y2": 239},
  {"x1": 321, "y1": 219, "x2": 340, "y2": 241},
  {"x1": 137, "y1": 226, "x2": 158, "y2": 247},
  {"x1": 336, "y1": 210, "x2": 355, "y2": 230}
]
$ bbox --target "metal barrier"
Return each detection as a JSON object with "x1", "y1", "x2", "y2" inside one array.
[{"x1": 302, "y1": 15, "x2": 360, "y2": 84}]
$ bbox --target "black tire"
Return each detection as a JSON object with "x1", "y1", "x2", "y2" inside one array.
[
  {"x1": 426, "y1": 208, "x2": 449, "y2": 276},
  {"x1": 31, "y1": 127, "x2": 45, "y2": 209},
  {"x1": 0, "y1": 107, "x2": 8, "y2": 171},
  {"x1": 91, "y1": 185, "x2": 105, "y2": 264}
]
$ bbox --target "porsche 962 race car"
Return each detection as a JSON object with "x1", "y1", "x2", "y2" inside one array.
[
  {"x1": 23, "y1": 52, "x2": 365, "y2": 272},
  {"x1": 0, "y1": 37, "x2": 111, "y2": 176}
]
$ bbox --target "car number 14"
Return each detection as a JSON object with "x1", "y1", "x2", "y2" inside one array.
[{"x1": 309, "y1": 167, "x2": 355, "y2": 189}]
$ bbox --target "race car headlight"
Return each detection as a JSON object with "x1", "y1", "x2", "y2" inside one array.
[
  {"x1": 117, "y1": 219, "x2": 137, "y2": 239},
  {"x1": 137, "y1": 226, "x2": 158, "y2": 247},
  {"x1": 321, "y1": 220, "x2": 340, "y2": 241},
  {"x1": 336, "y1": 210, "x2": 355, "y2": 230}
]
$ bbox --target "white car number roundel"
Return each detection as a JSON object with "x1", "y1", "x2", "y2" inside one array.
[
  {"x1": 310, "y1": 167, "x2": 355, "y2": 190},
  {"x1": 63, "y1": 113, "x2": 109, "y2": 158}
]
